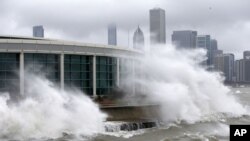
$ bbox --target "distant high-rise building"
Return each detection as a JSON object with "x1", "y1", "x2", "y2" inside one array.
[
  {"x1": 211, "y1": 49, "x2": 223, "y2": 66},
  {"x1": 245, "y1": 60, "x2": 250, "y2": 82},
  {"x1": 243, "y1": 51, "x2": 250, "y2": 59},
  {"x1": 235, "y1": 59, "x2": 245, "y2": 82},
  {"x1": 210, "y1": 39, "x2": 219, "y2": 65},
  {"x1": 244, "y1": 51, "x2": 250, "y2": 82},
  {"x1": 33, "y1": 25, "x2": 44, "y2": 38},
  {"x1": 214, "y1": 53, "x2": 234, "y2": 82},
  {"x1": 171, "y1": 30, "x2": 197, "y2": 49},
  {"x1": 196, "y1": 35, "x2": 211, "y2": 65},
  {"x1": 224, "y1": 54, "x2": 235, "y2": 82},
  {"x1": 150, "y1": 8, "x2": 166, "y2": 45},
  {"x1": 234, "y1": 51, "x2": 250, "y2": 83},
  {"x1": 133, "y1": 26, "x2": 144, "y2": 51},
  {"x1": 196, "y1": 35, "x2": 211, "y2": 49},
  {"x1": 210, "y1": 39, "x2": 218, "y2": 50},
  {"x1": 214, "y1": 54, "x2": 224, "y2": 73},
  {"x1": 108, "y1": 24, "x2": 117, "y2": 45}
]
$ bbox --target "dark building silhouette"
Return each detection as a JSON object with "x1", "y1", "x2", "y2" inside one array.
[
  {"x1": 150, "y1": 8, "x2": 166, "y2": 45},
  {"x1": 133, "y1": 26, "x2": 144, "y2": 51},
  {"x1": 210, "y1": 39, "x2": 219, "y2": 65},
  {"x1": 243, "y1": 51, "x2": 250, "y2": 59},
  {"x1": 33, "y1": 25, "x2": 44, "y2": 38},
  {"x1": 214, "y1": 53, "x2": 234, "y2": 82},
  {"x1": 235, "y1": 51, "x2": 250, "y2": 83},
  {"x1": 171, "y1": 30, "x2": 197, "y2": 49},
  {"x1": 108, "y1": 24, "x2": 117, "y2": 45}
]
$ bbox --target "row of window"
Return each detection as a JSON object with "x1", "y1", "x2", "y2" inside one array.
[
  {"x1": 64, "y1": 55, "x2": 93, "y2": 95},
  {"x1": 65, "y1": 80, "x2": 92, "y2": 88},
  {"x1": 0, "y1": 53, "x2": 131, "y2": 96},
  {"x1": 0, "y1": 53, "x2": 20, "y2": 92},
  {"x1": 25, "y1": 54, "x2": 59, "y2": 62},
  {"x1": 96, "y1": 56, "x2": 117, "y2": 95},
  {"x1": 64, "y1": 64, "x2": 92, "y2": 72},
  {"x1": 64, "y1": 55, "x2": 92, "y2": 64},
  {"x1": 64, "y1": 72, "x2": 92, "y2": 80},
  {"x1": 24, "y1": 54, "x2": 60, "y2": 83}
]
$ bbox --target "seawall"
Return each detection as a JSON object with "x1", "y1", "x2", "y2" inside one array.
[{"x1": 100, "y1": 104, "x2": 161, "y2": 121}]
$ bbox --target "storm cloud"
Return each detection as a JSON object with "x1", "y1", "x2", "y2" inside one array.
[{"x1": 0, "y1": 0, "x2": 249, "y2": 58}]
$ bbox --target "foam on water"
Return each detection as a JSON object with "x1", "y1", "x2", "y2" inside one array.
[
  {"x1": 235, "y1": 90, "x2": 241, "y2": 94},
  {"x1": 0, "y1": 73, "x2": 107, "y2": 140}
]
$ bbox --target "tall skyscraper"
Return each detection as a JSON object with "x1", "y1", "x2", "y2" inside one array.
[
  {"x1": 33, "y1": 25, "x2": 44, "y2": 38},
  {"x1": 210, "y1": 39, "x2": 219, "y2": 65},
  {"x1": 235, "y1": 59, "x2": 245, "y2": 82},
  {"x1": 108, "y1": 24, "x2": 117, "y2": 46},
  {"x1": 223, "y1": 54, "x2": 235, "y2": 82},
  {"x1": 196, "y1": 35, "x2": 211, "y2": 65},
  {"x1": 214, "y1": 53, "x2": 234, "y2": 82},
  {"x1": 210, "y1": 39, "x2": 218, "y2": 50},
  {"x1": 243, "y1": 51, "x2": 250, "y2": 82},
  {"x1": 171, "y1": 30, "x2": 197, "y2": 49},
  {"x1": 234, "y1": 51, "x2": 250, "y2": 83},
  {"x1": 211, "y1": 49, "x2": 223, "y2": 65},
  {"x1": 150, "y1": 8, "x2": 166, "y2": 45},
  {"x1": 196, "y1": 35, "x2": 211, "y2": 49},
  {"x1": 214, "y1": 54, "x2": 224, "y2": 73},
  {"x1": 243, "y1": 51, "x2": 250, "y2": 59},
  {"x1": 133, "y1": 26, "x2": 145, "y2": 51}
]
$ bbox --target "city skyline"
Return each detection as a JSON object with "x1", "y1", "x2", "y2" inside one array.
[{"x1": 0, "y1": 0, "x2": 250, "y2": 58}]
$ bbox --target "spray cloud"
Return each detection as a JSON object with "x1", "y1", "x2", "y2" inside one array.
[
  {"x1": 0, "y1": 73, "x2": 106, "y2": 140},
  {"x1": 122, "y1": 44, "x2": 247, "y2": 123}
]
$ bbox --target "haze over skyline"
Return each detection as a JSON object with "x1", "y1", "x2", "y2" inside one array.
[{"x1": 0, "y1": 0, "x2": 250, "y2": 58}]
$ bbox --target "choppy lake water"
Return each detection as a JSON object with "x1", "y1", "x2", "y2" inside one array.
[
  {"x1": 92, "y1": 87, "x2": 250, "y2": 141},
  {"x1": 7, "y1": 86, "x2": 246, "y2": 141}
]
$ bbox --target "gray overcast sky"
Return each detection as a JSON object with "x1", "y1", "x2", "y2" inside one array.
[{"x1": 0, "y1": 0, "x2": 249, "y2": 58}]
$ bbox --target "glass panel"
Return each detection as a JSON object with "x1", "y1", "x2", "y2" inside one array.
[
  {"x1": 96, "y1": 56, "x2": 117, "y2": 95},
  {"x1": 0, "y1": 53, "x2": 20, "y2": 93},
  {"x1": 24, "y1": 53, "x2": 60, "y2": 85},
  {"x1": 64, "y1": 55, "x2": 93, "y2": 95}
]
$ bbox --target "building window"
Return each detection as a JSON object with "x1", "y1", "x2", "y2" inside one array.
[
  {"x1": 64, "y1": 55, "x2": 93, "y2": 95},
  {"x1": 96, "y1": 56, "x2": 117, "y2": 95},
  {"x1": 0, "y1": 53, "x2": 19, "y2": 93},
  {"x1": 24, "y1": 53, "x2": 60, "y2": 83}
]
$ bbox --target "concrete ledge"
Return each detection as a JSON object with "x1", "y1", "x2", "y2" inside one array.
[{"x1": 101, "y1": 104, "x2": 161, "y2": 121}]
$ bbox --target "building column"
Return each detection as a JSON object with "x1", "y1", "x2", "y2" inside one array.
[
  {"x1": 93, "y1": 55, "x2": 97, "y2": 97},
  {"x1": 20, "y1": 52, "x2": 24, "y2": 96},
  {"x1": 60, "y1": 53, "x2": 64, "y2": 91},
  {"x1": 116, "y1": 58, "x2": 120, "y2": 87}
]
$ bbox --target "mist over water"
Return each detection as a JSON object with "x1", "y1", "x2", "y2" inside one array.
[
  {"x1": 0, "y1": 73, "x2": 106, "y2": 140},
  {"x1": 125, "y1": 44, "x2": 247, "y2": 123}
]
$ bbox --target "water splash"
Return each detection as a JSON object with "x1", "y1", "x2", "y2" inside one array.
[
  {"x1": 122, "y1": 44, "x2": 247, "y2": 123},
  {"x1": 0, "y1": 73, "x2": 106, "y2": 140}
]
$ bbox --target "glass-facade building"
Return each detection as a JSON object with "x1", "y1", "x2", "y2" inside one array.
[{"x1": 0, "y1": 36, "x2": 138, "y2": 98}]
